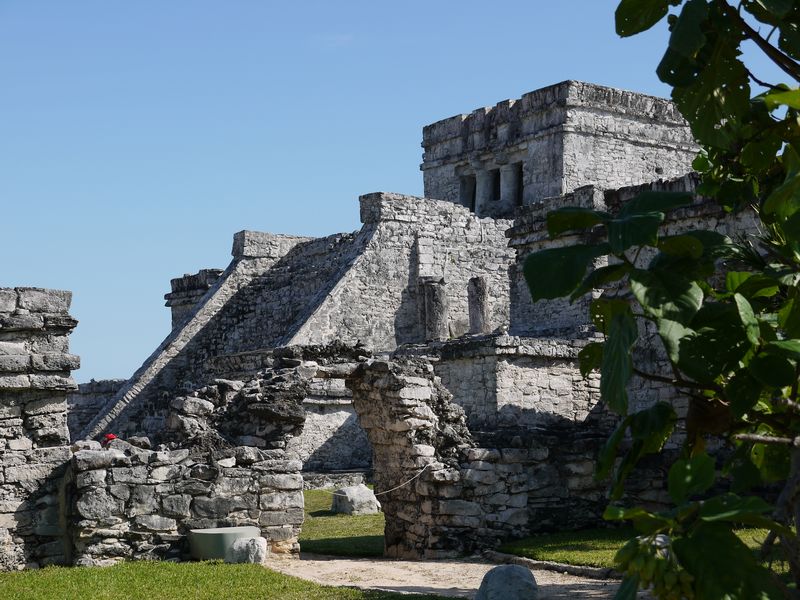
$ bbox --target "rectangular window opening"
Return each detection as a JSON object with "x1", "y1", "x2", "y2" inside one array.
[
  {"x1": 490, "y1": 169, "x2": 501, "y2": 202},
  {"x1": 514, "y1": 162, "x2": 524, "y2": 207}
]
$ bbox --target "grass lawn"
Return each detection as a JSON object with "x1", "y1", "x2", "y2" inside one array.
[
  {"x1": 499, "y1": 526, "x2": 781, "y2": 569},
  {"x1": 0, "y1": 560, "x2": 447, "y2": 600},
  {"x1": 300, "y1": 490, "x2": 783, "y2": 571},
  {"x1": 300, "y1": 488, "x2": 385, "y2": 557}
]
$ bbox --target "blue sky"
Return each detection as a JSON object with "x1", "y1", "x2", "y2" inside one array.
[{"x1": 0, "y1": 1, "x2": 786, "y2": 382}]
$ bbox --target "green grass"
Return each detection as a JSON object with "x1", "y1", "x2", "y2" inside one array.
[
  {"x1": 299, "y1": 489, "x2": 385, "y2": 557},
  {"x1": 0, "y1": 560, "x2": 445, "y2": 600},
  {"x1": 499, "y1": 526, "x2": 636, "y2": 568},
  {"x1": 499, "y1": 526, "x2": 784, "y2": 570}
]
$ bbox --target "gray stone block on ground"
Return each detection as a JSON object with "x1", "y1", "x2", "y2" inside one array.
[
  {"x1": 224, "y1": 536, "x2": 269, "y2": 564},
  {"x1": 331, "y1": 483, "x2": 381, "y2": 515},
  {"x1": 475, "y1": 565, "x2": 538, "y2": 600}
]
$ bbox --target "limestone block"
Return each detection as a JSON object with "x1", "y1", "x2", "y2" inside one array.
[
  {"x1": 475, "y1": 565, "x2": 538, "y2": 600},
  {"x1": 260, "y1": 473, "x2": 303, "y2": 491},
  {"x1": 0, "y1": 290, "x2": 17, "y2": 312},
  {"x1": 172, "y1": 396, "x2": 215, "y2": 416},
  {"x1": 6, "y1": 438, "x2": 32, "y2": 451},
  {"x1": 76, "y1": 469, "x2": 107, "y2": 489},
  {"x1": 4, "y1": 463, "x2": 55, "y2": 482},
  {"x1": 73, "y1": 449, "x2": 130, "y2": 471},
  {"x1": 30, "y1": 353, "x2": 80, "y2": 372},
  {"x1": 17, "y1": 289, "x2": 71, "y2": 313},
  {"x1": 76, "y1": 489, "x2": 120, "y2": 520},
  {"x1": 331, "y1": 484, "x2": 381, "y2": 515},
  {"x1": 161, "y1": 494, "x2": 191, "y2": 518},
  {"x1": 0, "y1": 355, "x2": 29, "y2": 373},
  {"x1": 24, "y1": 397, "x2": 67, "y2": 415},
  {"x1": 134, "y1": 515, "x2": 177, "y2": 532},
  {"x1": 260, "y1": 491, "x2": 304, "y2": 511},
  {"x1": 224, "y1": 536, "x2": 269, "y2": 564}
]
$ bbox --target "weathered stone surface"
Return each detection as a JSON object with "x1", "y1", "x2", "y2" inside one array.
[
  {"x1": 76, "y1": 489, "x2": 120, "y2": 519},
  {"x1": 224, "y1": 536, "x2": 269, "y2": 564},
  {"x1": 475, "y1": 565, "x2": 538, "y2": 600},
  {"x1": 331, "y1": 484, "x2": 381, "y2": 516},
  {"x1": 73, "y1": 450, "x2": 129, "y2": 471},
  {"x1": 17, "y1": 289, "x2": 71, "y2": 313}
]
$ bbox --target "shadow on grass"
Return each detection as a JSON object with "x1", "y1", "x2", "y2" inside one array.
[{"x1": 300, "y1": 535, "x2": 384, "y2": 558}]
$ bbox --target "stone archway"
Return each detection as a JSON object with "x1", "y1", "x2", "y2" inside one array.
[{"x1": 346, "y1": 358, "x2": 529, "y2": 558}]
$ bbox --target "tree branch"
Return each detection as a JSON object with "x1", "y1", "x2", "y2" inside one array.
[
  {"x1": 632, "y1": 367, "x2": 719, "y2": 391},
  {"x1": 734, "y1": 433, "x2": 799, "y2": 445},
  {"x1": 718, "y1": 0, "x2": 800, "y2": 82}
]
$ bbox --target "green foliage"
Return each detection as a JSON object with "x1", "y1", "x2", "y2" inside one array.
[{"x1": 522, "y1": 0, "x2": 800, "y2": 596}]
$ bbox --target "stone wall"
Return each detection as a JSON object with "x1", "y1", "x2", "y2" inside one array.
[
  {"x1": 421, "y1": 81, "x2": 696, "y2": 214},
  {"x1": 289, "y1": 192, "x2": 513, "y2": 348},
  {"x1": 82, "y1": 231, "x2": 313, "y2": 440},
  {"x1": 347, "y1": 359, "x2": 530, "y2": 558},
  {"x1": 164, "y1": 269, "x2": 223, "y2": 330},
  {"x1": 67, "y1": 439, "x2": 303, "y2": 566},
  {"x1": 67, "y1": 379, "x2": 126, "y2": 440},
  {"x1": 0, "y1": 287, "x2": 78, "y2": 570},
  {"x1": 429, "y1": 336, "x2": 601, "y2": 431},
  {"x1": 92, "y1": 193, "x2": 514, "y2": 445}
]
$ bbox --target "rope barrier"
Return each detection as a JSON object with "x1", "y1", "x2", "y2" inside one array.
[{"x1": 316, "y1": 463, "x2": 431, "y2": 497}]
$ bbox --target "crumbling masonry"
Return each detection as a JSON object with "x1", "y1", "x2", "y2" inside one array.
[{"x1": 2, "y1": 80, "x2": 751, "y2": 568}]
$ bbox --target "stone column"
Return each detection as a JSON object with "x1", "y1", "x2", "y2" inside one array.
[
  {"x1": 474, "y1": 170, "x2": 493, "y2": 217},
  {"x1": 500, "y1": 164, "x2": 520, "y2": 216},
  {"x1": 419, "y1": 277, "x2": 448, "y2": 341},
  {"x1": 468, "y1": 277, "x2": 490, "y2": 334},
  {"x1": 0, "y1": 287, "x2": 79, "y2": 570}
]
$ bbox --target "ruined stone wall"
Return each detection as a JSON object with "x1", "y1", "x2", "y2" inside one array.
[
  {"x1": 421, "y1": 81, "x2": 696, "y2": 213},
  {"x1": 347, "y1": 359, "x2": 530, "y2": 558},
  {"x1": 95, "y1": 194, "x2": 513, "y2": 442},
  {"x1": 348, "y1": 357, "x2": 671, "y2": 553},
  {"x1": 431, "y1": 336, "x2": 601, "y2": 430},
  {"x1": 82, "y1": 231, "x2": 314, "y2": 440},
  {"x1": 506, "y1": 184, "x2": 608, "y2": 338},
  {"x1": 67, "y1": 439, "x2": 303, "y2": 566},
  {"x1": 290, "y1": 192, "x2": 513, "y2": 348},
  {"x1": 164, "y1": 269, "x2": 223, "y2": 330},
  {"x1": 0, "y1": 287, "x2": 78, "y2": 570},
  {"x1": 67, "y1": 379, "x2": 126, "y2": 440}
]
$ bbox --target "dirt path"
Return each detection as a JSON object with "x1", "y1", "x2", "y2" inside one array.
[{"x1": 265, "y1": 554, "x2": 627, "y2": 598}]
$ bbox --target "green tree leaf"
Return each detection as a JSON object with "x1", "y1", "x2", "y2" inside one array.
[
  {"x1": 601, "y1": 311, "x2": 638, "y2": 414},
  {"x1": 630, "y1": 401, "x2": 677, "y2": 453},
  {"x1": 673, "y1": 523, "x2": 783, "y2": 599},
  {"x1": 658, "y1": 318, "x2": 693, "y2": 363},
  {"x1": 733, "y1": 293, "x2": 760, "y2": 345},
  {"x1": 749, "y1": 352, "x2": 796, "y2": 387},
  {"x1": 658, "y1": 234, "x2": 704, "y2": 258},
  {"x1": 570, "y1": 263, "x2": 631, "y2": 301},
  {"x1": 613, "y1": 574, "x2": 640, "y2": 600},
  {"x1": 578, "y1": 342, "x2": 604, "y2": 377},
  {"x1": 615, "y1": 0, "x2": 670, "y2": 37},
  {"x1": 764, "y1": 338, "x2": 800, "y2": 359},
  {"x1": 590, "y1": 297, "x2": 632, "y2": 334},
  {"x1": 607, "y1": 212, "x2": 664, "y2": 253},
  {"x1": 523, "y1": 244, "x2": 609, "y2": 301},
  {"x1": 630, "y1": 268, "x2": 704, "y2": 324},
  {"x1": 668, "y1": 452, "x2": 715, "y2": 503},
  {"x1": 618, "y1": 191, "x2": 695, "y2": 217},
  {"x1": 698, "y1": 492, "x2": 772, "y2": 522},
  {"x1": 726, "y1": 370, "x2": 762, "y2": 417},
  {"x1": 763, "y1": 88, "x2": 800, "y2": 110},
  {"x1": 597, "y1": 416, "x2": 630, "y2": 480},
  {"x1": 546, "y1": 206, "x2": 610, "y2": 237}
]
